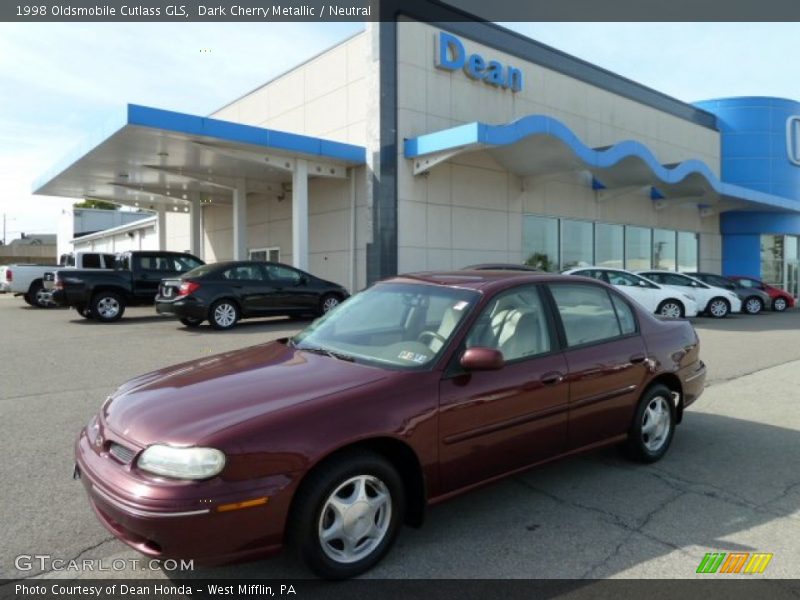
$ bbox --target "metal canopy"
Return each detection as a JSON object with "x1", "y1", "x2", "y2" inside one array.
[
  {"x1": 33, "y1": 104, "x2": 366, "y2": 209},
  {"x1": 404, "y1": 115, "x2": 800, "y2": 215}
]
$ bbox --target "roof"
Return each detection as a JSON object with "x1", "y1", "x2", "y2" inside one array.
[
  {"x1": 387, "y1": 269, "x2": 576, "y2": 292},
  {"x1": 33, "y1": 104, "x2": 366, "y2": 209},
  {"x1": 405, "y1": 114, "x2": 800, "y2": 215}
]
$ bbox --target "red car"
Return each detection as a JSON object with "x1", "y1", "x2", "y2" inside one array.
[
  {"x1": 74, "y1": 271, "x2": 706, "y2": 578},
  {"x1": 727, "y1": 276, "x2": 795, "y2": 312}
]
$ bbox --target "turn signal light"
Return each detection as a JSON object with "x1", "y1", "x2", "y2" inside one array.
[
  {"x1": 216, "y1": 497, "x2": 269, "y2": 513},
  {"x1": 178, "y1": 281, "x2": 200, "y2": 296}
]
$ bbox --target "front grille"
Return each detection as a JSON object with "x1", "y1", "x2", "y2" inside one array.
[{"x1": 109, "y1": 442, "x2": 136, "y2": 464}]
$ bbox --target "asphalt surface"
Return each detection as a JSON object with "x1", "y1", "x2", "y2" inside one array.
[{"x1": 1, "y1": 296, "x2": 799, "y2": 581}]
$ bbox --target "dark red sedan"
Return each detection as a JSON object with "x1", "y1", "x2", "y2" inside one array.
[{"x1": 74, "y1": 271, "x2": 706, "y2": 578}]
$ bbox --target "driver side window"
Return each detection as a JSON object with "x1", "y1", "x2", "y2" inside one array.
[{"x1": 465, "y1": 285, "x2": 552, "y2": 362}]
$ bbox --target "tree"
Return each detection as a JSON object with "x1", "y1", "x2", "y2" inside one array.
[{"x1": 73, "y1": 199, "x2": 118, "y2": 210}]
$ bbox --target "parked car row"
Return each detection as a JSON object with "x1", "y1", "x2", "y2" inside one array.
[{"x1": 29, "y1": 250, "x2": 351, "y2": 329}]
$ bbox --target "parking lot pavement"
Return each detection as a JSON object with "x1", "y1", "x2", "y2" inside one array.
[{"x1": 2, "y1": 295, "x2": 800, "y2": 580}]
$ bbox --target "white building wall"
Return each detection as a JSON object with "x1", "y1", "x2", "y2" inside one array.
[
  {"x1": 211, "y1": 32, "x2": 368, "y2": 146},
  {"x1": 395, "y1": 19, "x2": 723, "y2": 273},
  {"x1": 202, "y1": 166, "x2": 368, "y2": 291}
]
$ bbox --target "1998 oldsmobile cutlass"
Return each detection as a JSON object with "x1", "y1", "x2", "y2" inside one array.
[{"x1": 74, "y1": 270, "x2": 706, "y2": 579}]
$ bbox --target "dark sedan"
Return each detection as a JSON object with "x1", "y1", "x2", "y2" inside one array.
[
  {"x1": 155, "y1": 261, "x2": 349, "y2": 329},
  {"x1": 75, "y1": 271, "x2": 705, "y2": 578},
  {"x1": 684, "y1": 272, "x2": 771, "y2": 315}
]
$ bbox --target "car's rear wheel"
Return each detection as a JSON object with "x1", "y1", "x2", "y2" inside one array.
[
  {"x1": 75, "y1": 304, "x2": 93, "y2": 319},
  {"x1": 706, "y1": 298, "x2": 730, "y2": 318},
  {"x1": 773, "y1": 297, "x2": 788, "y2": 312},
  {"x1": 656, "y1": 299, "x2": 684, "y2": 319},
  {"x1": 180, "y1": 316, "x2": 204, "y2": 328},
  {"x1": 319, "y1": 293, "x2": 342, "y2": 316},
  {"x1": 91, "y1": 291, "x2": 125, "y2": 322},
  {"x1": 208, "y1": 299, "x2": 240, "y2": 330},
  {"x1": 743, "y1": 296, "x2": 763, "y2": 315},
  {"x1": 625, "y1": 384, "x2": 676, "y2": 463},
  {"x1": 289, "y1": 450, "x2": 405, "y2": 579}
]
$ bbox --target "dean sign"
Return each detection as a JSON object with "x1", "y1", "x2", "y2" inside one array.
[{"x1": 435, "y1": 31, "x2": 523, "y2": 93}]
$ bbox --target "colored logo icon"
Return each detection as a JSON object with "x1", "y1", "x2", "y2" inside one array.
[{"x1": 696, "y1": 552, "x2": 773, "y2": 574}]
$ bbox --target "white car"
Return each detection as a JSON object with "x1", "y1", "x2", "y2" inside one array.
[
  {"x1": 637, "y1": 270, "x2": 742, "y2": 318},
  {"x1": 563, "y1": 267, "x2": 699, "y2": 318}
]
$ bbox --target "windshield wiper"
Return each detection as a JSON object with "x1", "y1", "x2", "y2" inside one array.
[{"x1": 296, "y1": 345, "x2": 356, "y2": 362}]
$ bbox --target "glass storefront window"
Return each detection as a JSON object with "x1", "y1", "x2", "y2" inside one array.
[
  {"x1": 677, "y1": 232, "x2": 699, "y2": 272},
  {"x1": 761, "y1": 234, "x2": 784, "y2": 288},
  {"x1": 625, "y1": 226, "x2": 651, "y2": 270},
  {"x1": 595, "y1": 223, "x2": 624, "y2": 268},
  {"x1": 653, "y1": 229, "x2": 677, "y2": 270},
  {"x1": 560, "y1": 220, "x2": 593, "y2": 269},
  {"x1": 523, "y1": 216, "x2": 559, "y2": 272}
]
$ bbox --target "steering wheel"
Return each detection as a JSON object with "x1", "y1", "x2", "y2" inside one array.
[{"x1": 418, "y1": 330, "x2": 447, "y2": 347}]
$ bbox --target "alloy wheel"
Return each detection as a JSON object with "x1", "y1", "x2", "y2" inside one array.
[
  {"x1": 659, "y1": 302, "x2": 682, "y2": 318},
  {"x1": 745, "y1": 298, "x2": 762, "y2": 314},
  {"x1": 641, "y1": 396, "x2": 671, "y2": 452},
  {"x1": 318, "y1": 475, "x2": 392, "y2": 565},
  {"x1": 708, "y1": 299, "x2": 728, "y2": 318},
  {"x1": 322, "y1": 296, "x2": 340, "y2": 313},
  {"x1": 35, "y1": 288, "x2": 51, "y2": 307},
  {"x1": 774, "y1": 297, "x2": 787, "y2": 312},
  {"x1": 213, "y1": 303, "x2": 237, "y2": 327},
  {"x1": 96, "y1": 297, "x2": 120, "y2": 319}
]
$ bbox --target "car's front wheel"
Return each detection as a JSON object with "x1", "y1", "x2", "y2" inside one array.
[
  {"x1": 743, "y1": 296, "x2": 763, "y2": 315},
  {"x1": 625, "y1": 384, "x2": 676, "y2": 463},
  {"x1": 319, "y1": 293, "x2": 342, "y2": 316},
  {"x1": 180, "y1": 316, "x2": 204, "y2": 328},
  {"x1": 773, "y1": 297, "x2": 788, "y2": 312},
  {"x1": 706, "y1": 297, "x2": 730, "y2": 318},
  {"x1": 208, "y1": 299, "x2": 240, "y2": 330},
  {"x1": 656, "y1": 299, "x2": 684, "y2": 319},
  {"x1": 30, "y1": 281, "x2": 52, "y2": 308},
  {"x1": 91, "y1": 291, "x2": 125, "y2": 322},
  {"x1": 289, "y1": 450, "x2": 405, "y2": 579}
]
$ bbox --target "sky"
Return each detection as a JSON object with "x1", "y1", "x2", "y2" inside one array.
[{"x1": 0, "y1": 21, "x2": 798, "y2": 241}]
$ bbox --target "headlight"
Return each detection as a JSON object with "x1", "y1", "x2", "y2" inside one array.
[{"x1": 137, "y1": 444, "x2": 226, "y2": 480}]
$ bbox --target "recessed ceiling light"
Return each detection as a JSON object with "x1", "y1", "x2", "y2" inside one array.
[
  {"x1": 117, "y1": 173, "x2": 129, "y2": 178},
  {"x1": 157, "y1": 152, "x2": 169, "y2": 157}
]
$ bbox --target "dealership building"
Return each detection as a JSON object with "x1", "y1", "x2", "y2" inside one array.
[{"x1": 33, "y1": 14, "x2": 800, "y2": 296}]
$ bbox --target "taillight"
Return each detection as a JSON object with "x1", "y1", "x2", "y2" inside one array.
[
  {"x1": 178, "y1": 281, "x2": 200, "y2": 296},
  {"x1": 6, "y1": 268, "x2": 11, "y2": 282}
]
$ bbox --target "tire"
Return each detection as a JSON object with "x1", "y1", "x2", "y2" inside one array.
[
  {"x1": 22, "y1": 293, "x2": 35, "y2": 307},
  {"x1": 75, "y1": 305, "x2": 93, "y2": 319},
  {"x1": 706, "y1": 297, "x2": 730, "y2": 319},
  {"x1": 29, "y1": 281, "x2": 51, "y2": 308},
  {"x1": 318, "y1": 293, "x2": 342, "y2": 316},
  {"x1": 289, "y1": 450, "x2": 405, "y2": 580},
  {"x1": 91, "y1": 291, "x2": 126, "y2": 322},
  {"x1": 773, "y1": 297, "x2": 788, "y2": 312},
  {"x1": 656, "y1": 299, "x2": 684, "y2": 319},
  {"x1": 625, "y1": 384, "x2": 676, "y2": 463},
  {"x1": 180, "y1": 316, "x2": 204, "y2": 328},
  {"x1": 208, "y1": 299, "x2": 240, "y2": 330},
  {"x1": 743, "y1": 296, "x2": 763, "y2": 315}
]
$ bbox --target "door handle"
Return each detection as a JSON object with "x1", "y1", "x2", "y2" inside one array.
[
  {"x1": 540, "y1": 371, "x2": 565, "y2": 386},
  {"x1": 629, "y1": 354, "x2": 648, "y2": 364}
]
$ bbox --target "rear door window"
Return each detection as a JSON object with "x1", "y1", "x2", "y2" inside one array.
[{"x1": 549, "y1": 283, "x2": 628, "y2": 347}]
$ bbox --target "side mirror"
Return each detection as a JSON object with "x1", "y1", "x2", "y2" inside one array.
[
  {"x1": 638, "y1": 280, "x2": 648, "y2": 287},
  {"x1": 296, "y1": 275, "x2": 308, "y2": 286},
  {"x1": 460, "y1": 347, "x2": 505, "y2": 371}
]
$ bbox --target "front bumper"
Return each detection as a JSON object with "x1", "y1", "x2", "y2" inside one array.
[{"x1": 74, "y1": 429, "x2": 296, "y2": 565}]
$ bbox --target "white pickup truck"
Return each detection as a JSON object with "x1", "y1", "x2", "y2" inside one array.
[{"x1": 0, "y1": 252, "x2": 116, "y2": 308}]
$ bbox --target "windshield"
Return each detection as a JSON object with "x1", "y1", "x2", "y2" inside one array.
[{"x1": 291, "y1": 282, "x2": 479, "y2": 370}]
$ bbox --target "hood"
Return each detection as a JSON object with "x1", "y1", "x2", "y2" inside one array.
[{"x1": 102, "y1": 341, "x2": 388, "y2": 447}]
